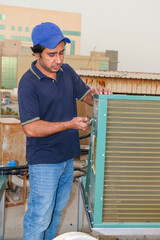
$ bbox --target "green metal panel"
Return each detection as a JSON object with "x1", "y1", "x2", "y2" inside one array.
[
  {"x1": 11, "y1": 25, "x2": 15, "y2": 31},
  {"x1": 62, "y1": 30, "x2": 81, "y2": 36},
  {"x1": 25, "y1": 27, "x2": 29, "y2": 32},
  {"x1": 0, "y1": 25, "x2": 5, "y2": 30},
  {"x1": 94, "y1": 96, "x2": 108, "y2": 225},
  {"x1": 0, "y1": 35, "x2": 5, "y2": 41},
  {"x1": 2, "y1": 57, "x2": 17, "y2": 89},
  {"x1": 99, "y1": 61, "x2": 109, "y2": 71},
  {"x1": 94, "y1": 222, "x2": 160, "y2": 228},
  {"x1": 99, "y1": 94, "x2": 160, "y2": 101},
  {"x1": 85, "y1": 122, "x2": 96, "y2": 222},
  {"x1": 0, "y1": 176, "x2": 7, "y2": 199},
  {"x1": 84, "y1": 94, "x2": 160, "y2": 229},
  {"x1": 11, "y1": 36, "x2": 32, "y2": 42},
  {"x1": 18, "y1": 26, "x2": 22, "y2": 31},
  {"x1": 0, "y1": 14, "x2": 5, "y2": 20},
  {"x1": 21, "y1": 48, "x2": 31, "y2": 52},
  {"x1": 70, "y1": 40, "x2": 75, "y2": 55}
]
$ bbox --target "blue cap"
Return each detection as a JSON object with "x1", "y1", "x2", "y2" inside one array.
[{"x1": 31, "y1": 22, "x2": 71, "y2": 49}]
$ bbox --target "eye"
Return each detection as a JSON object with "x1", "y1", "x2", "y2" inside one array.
[{"x1": 48, "y1": 53, "x2": 55, "y2": 57}]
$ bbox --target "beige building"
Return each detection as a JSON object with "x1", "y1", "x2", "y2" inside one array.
[
  {"x1": 0, "y1": 5, "x2": 115, "y2": 89},
  {"x1": 0, "y1": 39, "x2": 110, "y2": 89},
  {"x1": 0, "y1": 4, "x2": 81, "y2": 55},
  {"x1": 0, "y1": 4, "x2": 82, "y2": 89}
]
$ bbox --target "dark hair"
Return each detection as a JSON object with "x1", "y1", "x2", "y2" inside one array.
[{"x1": 30, "y1": 44, "x2": 45, "y2": 54}]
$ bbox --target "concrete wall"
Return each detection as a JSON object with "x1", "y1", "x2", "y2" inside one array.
[
  {"x1": 64, "y1": 54, "x2": 109, "y2": 71},
  {"x1": 17, "y1": 53, "x2": 34, "y2": 84},
  {"x1": 105, "y1": 50, "x2": 119, "y2": 71}
]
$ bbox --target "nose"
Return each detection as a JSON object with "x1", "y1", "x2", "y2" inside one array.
[{"x1": 55, "y1": 54, "x2": 61, "y2": 64}]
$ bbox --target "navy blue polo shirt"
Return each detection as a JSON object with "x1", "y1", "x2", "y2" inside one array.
[{"x1": 18, "y1": 61, "x2": 90, "y2": 165}]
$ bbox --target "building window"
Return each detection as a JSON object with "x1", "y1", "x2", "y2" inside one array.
[
  {"x1": 0, "y1": 25, "x2": 5, "y2": 30},
  {"x1": 21, "y1": 48, "x2": 31, "y2": 52},
  {"x1": 1, "y1": 57, "x2": 17, "y2": 89},
  {"x1": 99, "y1": 61, "x2": 109, "y2": 71},
  {"x1": 0, "y1": 34, "x2": 5, "y2": 41},
  {"x1": 0, "y1": 14, "x2": 5, "y2": 20},
  {"x1": 11, "y1": 35, "x2": 32, "y2": 42},
  {"x1": 11, "y1": 25, "x2": 15, "y2": 31},
  {"x1": 18, "y1": 26, "x2": 22, "y2": 31},
  {"x1": 62, "y1": 30, "x2": 81, "y2": 36},
  {"x1": 25, "y1": 27, "x2": 29, "y2": 32},
  {"x1": 70, "y1": 40, "x2": 75, "y2": 55}
]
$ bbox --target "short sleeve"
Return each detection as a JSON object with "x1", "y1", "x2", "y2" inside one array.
[
  {"x1": 18, "y1": 77, "x2": 40, "y2": 126},
  {"x1": 65, "y1": 64, "x2": 90, "y2": 101}
]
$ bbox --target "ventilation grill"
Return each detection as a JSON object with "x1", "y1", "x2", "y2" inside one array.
[{"x1": 103, "y1": 99, "x2": 160, "y2": 223}]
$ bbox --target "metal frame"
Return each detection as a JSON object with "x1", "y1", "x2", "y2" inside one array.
[
  {"x1": 79, "y1": 94, "x2": 160, "y2": 234},
  {"x1": 93, "y1": 97, "x2": 107, "y2": 225},
  {"x1": 78, "y1": 177, "x2": 160, "y2": 235},
  {"x1": 0, "y1": 175, "x2": 7, "y2": 240}
]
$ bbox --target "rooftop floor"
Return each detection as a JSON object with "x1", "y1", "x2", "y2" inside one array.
[{"x1": 3, "y1": 180, "x2": 160, "y2": 240}]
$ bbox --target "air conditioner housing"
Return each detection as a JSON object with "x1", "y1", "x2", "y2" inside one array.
[{"x1": 81, "y1": 94, "x2": 160, "y2": 233}]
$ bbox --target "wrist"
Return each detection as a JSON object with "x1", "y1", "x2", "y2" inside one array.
[{"x1": 63, "y1": 120, "x2": 73, "y2": 130}]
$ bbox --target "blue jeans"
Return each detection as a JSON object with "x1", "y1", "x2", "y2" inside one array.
[{"x1": 23, "y1": 159, "x2": 74, "y2": 240}]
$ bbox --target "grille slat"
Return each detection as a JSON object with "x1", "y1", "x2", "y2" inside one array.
[{"x1": 102, "y1": 99, "x2": 160, "y2": 223}]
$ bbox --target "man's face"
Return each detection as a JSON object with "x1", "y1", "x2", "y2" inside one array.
[{"x1": 37, "y1": 41, "x2": 65, "y2": 75}]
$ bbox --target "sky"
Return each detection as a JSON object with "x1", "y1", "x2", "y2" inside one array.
[{"x1": 1, "y1": 0, "x2": 160, "y2": 73}]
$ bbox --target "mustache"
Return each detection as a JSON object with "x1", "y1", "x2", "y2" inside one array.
[{"x1": 53, "y1": 64, "x2": 61, "y2": 67}]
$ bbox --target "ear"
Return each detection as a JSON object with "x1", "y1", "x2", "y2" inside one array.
[{"x1": 34, "y1": 53, "x2": 40, "y2": 60}]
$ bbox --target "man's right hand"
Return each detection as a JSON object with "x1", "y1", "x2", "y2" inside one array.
[
  {"x1": 71, "y1": 117, "x2": 90, "y2": 131},
  {"x1": 22, "y1": 117, "x2": 90, "y2": 138}
]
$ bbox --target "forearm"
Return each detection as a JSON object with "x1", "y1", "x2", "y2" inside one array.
[
  {"x1": 22, "y1": 120, "x2": 72, "y2": 137},
  {"x1": 22, "y1": 117, "x2": 90, "y2": 138}
]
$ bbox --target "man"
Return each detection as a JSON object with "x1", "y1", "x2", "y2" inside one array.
[{"x1": 18, "y1": 22, "x2": 112, "y2": 240}]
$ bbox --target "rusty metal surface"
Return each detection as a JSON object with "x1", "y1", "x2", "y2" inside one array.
[
  {"x1": 0, "y1": 118, "x2": 26, "y2": 166},
  {"x1": 76, "y1": 70, "x2": 160, "y2": 95},
  {"x1": 78, "y1": 76, "x2": 160, "y2": 95},
  {"x1": 76, "y1": 69, "x2": 160, "y2": 80}
]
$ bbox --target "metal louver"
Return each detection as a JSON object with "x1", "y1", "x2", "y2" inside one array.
[
  {"x1": 81, "y1": 94, "x2": 160, "y2": 232},
  {"x1": 103, "y1": 99, "x2": 160, "y2": 223}
]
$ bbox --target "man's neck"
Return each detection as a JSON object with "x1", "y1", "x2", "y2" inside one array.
[{"x1": 35, "y1": 61, "x2": 57, "y2": 80}]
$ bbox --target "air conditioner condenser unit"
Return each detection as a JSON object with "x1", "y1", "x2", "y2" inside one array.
[{"x1": 78, "y1": 94, "x2": 160, "y2": 235}]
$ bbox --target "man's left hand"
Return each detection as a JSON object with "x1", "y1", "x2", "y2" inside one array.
[{"x1": 90, "y1": 86, "x2": 112, "y2": 95}]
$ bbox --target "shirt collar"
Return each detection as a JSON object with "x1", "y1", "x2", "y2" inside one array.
[{"x1": 30, "y1": 60, "x2": 63, "y2": 80}]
